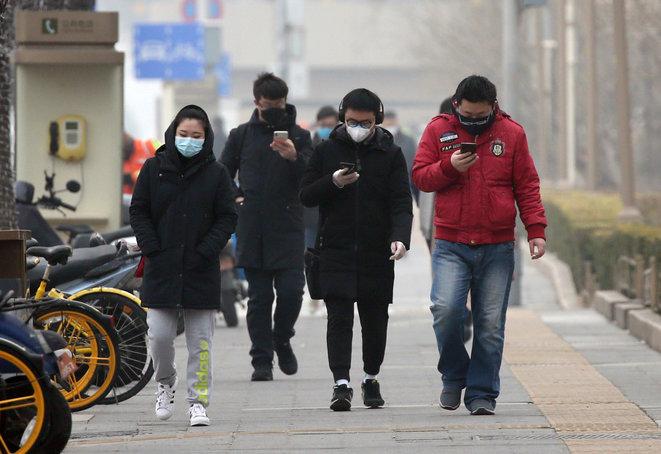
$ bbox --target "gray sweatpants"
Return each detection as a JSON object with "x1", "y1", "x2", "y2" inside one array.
[{"x1": 147, "y1": 308, "x2": 215, "y2": 407}]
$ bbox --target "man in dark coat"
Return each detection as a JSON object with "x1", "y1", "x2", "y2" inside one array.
[
  {"x1": 300, "y1": 88, "x2": 413, "y2": 411},
  {"x1": 130, "y1": 105, "x2": 237, "y2": 426},
  {"x1": 220, "y1": 73, "x2": 312, "y2": 381}
]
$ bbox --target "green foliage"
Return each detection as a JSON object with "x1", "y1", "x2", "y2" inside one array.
[{"x1": 544, "y1": 191, "x2": 661, "y2": 293}]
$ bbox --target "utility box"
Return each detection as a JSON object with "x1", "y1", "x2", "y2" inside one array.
[
  {"x1": 14, "y1": 11, "x2": 124, "y2": 233},
  {"x1": 0, "y1": 230, "x2": 31, "y2": 298}
]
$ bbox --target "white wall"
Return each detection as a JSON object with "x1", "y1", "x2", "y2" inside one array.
[{"x1": 15, "y1": 64, "x2": 124, "y2": 231}]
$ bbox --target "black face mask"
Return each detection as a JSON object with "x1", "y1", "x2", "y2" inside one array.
[
  {"x1": 455, "y1": 110, "x2": 495, "y2": 136},
  {"x1": 261, "y1": 107, "x2": 288, "y2": 127}
]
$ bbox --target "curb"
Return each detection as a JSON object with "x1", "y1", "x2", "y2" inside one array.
[
  {"x1": 526, "y1": 248, "x2": 581, "y2": 310},
  {"x1": 592, "y1": 289, "x2": 661, "y2": 354},
  {"x1": 628, "y1": 308, "x2": 661, "y2": 352}
]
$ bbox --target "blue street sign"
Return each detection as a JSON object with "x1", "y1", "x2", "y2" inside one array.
[
  {"x1": 134, "y1": 23, "x2": 205, "y2": 81},
  {"x1": 215, "y1": 52, "x2": 232, "y2": 97}
]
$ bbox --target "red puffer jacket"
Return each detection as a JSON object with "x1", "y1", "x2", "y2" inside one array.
[{"x1": 412, "y1": 110, "x2": 546, "y2": 245}]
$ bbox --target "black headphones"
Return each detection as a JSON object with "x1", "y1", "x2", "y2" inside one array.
[{"x1": 338, "y1": 88, "x2": 385, "y2": 125}]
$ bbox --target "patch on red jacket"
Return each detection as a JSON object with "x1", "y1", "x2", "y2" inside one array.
[
  {"x1": 491, "y1": 139, "x2": 505, "y2": 156},
  {"x1": 440, "y1": 131, "x2": 459, "y2": 143},
  {"x1": 441, "y1": 143, "x2": 461, "y2": 152}
]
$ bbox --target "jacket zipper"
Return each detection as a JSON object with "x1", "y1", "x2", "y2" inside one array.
[{"x1": 353, "y1": 144, "x2": 361, "y2": 295}]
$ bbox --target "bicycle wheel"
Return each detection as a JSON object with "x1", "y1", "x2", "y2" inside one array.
[
  {"x1": 73, "y1": 291, "x2": 154, "y2": 404},
  {"x1": 33, "y1": 301, "x2": 120, "y2": 412},
  {"x1": 0, "y1": 339, "x2": 48, "y2": 454},
  {"x1": 34, "y1": 383, "x2": 72, "y2": 453}
]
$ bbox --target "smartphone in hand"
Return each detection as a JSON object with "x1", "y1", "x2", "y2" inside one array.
[
  {"x1": 460, "y1": 142, "x2": 477, "y2": 155},
  {"x1": 273, "y1": 131, "x2": 289, "y2": 141},
  {"x1": 339, "y1": 161, "x2": 356, "y2": 174}
]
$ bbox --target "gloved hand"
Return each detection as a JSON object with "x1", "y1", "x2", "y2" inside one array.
[{"x1": 389, "y1": 241, "x2": 406, "y2": 261}]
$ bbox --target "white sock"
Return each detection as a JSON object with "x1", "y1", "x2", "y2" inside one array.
[
  {"x1": 336, "y1": 379, "x2": 350, "y2": 387},
  {"x1": 363, "y1": 374, "x2": 377, "y2": 383}
]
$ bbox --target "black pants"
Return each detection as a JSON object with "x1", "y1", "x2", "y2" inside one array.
[
  {"x1": 244, "y1": 267, "x2": 305, "y2": 368},
  {"x1": 325, "y1": 299, "x2": 390, "y2": 382}
]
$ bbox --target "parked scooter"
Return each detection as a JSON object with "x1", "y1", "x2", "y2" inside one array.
[
  {"x1": 15, "y1": 171, "x2": 136, "y2": 249},
  {"x1": 16, "y1": 173, "x2": 142, "y2": 295}
]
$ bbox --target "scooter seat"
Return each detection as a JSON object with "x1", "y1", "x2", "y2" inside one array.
[
  {"x1": 26, "y1": 245, "x2": 73, "y2": 266},
  {"x1": 27, "y1": 245, "x2": 119, "y2": 292}
]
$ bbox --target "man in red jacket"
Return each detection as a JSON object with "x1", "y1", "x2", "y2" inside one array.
[{"x1": 412, "y1": 75, "x2": 547, "y2": 416}]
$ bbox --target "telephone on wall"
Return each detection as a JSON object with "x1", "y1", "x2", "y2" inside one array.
[{"x1": 49, "y1": 115, "x2": 87, "y2": 161}]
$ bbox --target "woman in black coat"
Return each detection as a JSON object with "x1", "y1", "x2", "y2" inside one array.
[
  {"x1": 300, "y1": 89, "x2": 413, "y2": 411},
  {"x1": 130, "y1": 105, "x2": 237, "y2": 427}
]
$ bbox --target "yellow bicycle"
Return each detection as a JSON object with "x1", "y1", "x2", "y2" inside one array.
[
  {"x1": 29, "y1": 244, "x2": 152, "y2": 404},
  {"x1": 15, "y1": 245, "x2": 121, "y2": 412}
]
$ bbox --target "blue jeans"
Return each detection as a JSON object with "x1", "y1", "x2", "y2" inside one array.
[{"x1": 430, "y1": 239, "x2": 514, "y2": 406}]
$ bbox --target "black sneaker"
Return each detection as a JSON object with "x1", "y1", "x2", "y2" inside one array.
[
  {"x1": 330, "y1": 384, "x2": 353, "y2": 411},
  {"x1": 275, "y1": 341, "x2": 298, "y2": 375},
  {"x1": 467, "y1": 398, "x2": 495, "y2": 415},
  {"x1": 361, "y1": 379, "x2": 385, "y2": 408},
  {"x1": 440, "y1": 387, "x2": 462, "y2": 410},
  {"x1": 251, "y1": 366, "x2": 273, "y2": 382}
]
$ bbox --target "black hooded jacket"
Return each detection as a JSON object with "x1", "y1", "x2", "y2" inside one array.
[
  {"x1": 130, "y1": 105, "x2": 238, "y2": 309},
  {"x1": 220, "y1": 104, "x2": 312, "y2": 270},
  {"x1": 300, "y1": 124, "x2": 413, "y2": 303}
]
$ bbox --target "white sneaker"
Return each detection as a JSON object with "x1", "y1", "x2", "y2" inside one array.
[
  {"x1": 155, "y1": 379, "x2": 177, "y2": 421},
  {"x1": 189, "y1": 403, "x2": 210, "y2": 426}
]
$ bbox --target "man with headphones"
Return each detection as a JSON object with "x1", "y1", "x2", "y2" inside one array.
[
  {"x1": 300, "y1": 88, "x2": 413, "y2": 411},
  {"x1": 412, "y1": 75, "x2": 547, "y2": 416}
]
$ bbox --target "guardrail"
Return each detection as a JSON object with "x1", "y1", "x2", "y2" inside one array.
[{"x1": 614, "y1": 254, "x2": 659, "y2": 313}]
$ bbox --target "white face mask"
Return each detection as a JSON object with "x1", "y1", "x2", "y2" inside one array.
[{"x1": 346, "y1": 125, "x2": 372, "y2": 143}]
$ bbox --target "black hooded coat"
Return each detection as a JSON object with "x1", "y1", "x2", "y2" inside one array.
[
  {"x1": 130, "y1": 105, "x2": 238, "y2": 309},
  {"x1": 220, "y1": 104, "x2": 312, "y2": 270},
  {"x1": 300, "y1": 125, "x2": 413, "y2": 303}
]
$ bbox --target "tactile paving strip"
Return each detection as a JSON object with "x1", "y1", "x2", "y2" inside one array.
[{"x1": 505, "y1": 309, "x2": 661, "y2": 451}]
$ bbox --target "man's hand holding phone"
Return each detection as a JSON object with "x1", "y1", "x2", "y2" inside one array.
[
  {"x1": 271, "y1": 131, "x2": 297, "y2": 161},
  {"x1": 451, "y1": 142, "x2": 478, "y2": 173},
  {"x1": 332, "y1": 162, "x2": 359, "y2": 188}
]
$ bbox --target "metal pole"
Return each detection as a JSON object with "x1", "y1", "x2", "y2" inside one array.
[
  {"x1": 585, "y1": 0, "x2": 598, "y2": 190},
  {"x1": 501, "y1": 0, "x2": 518, "y2": 118},
  {"x1": 565, "y1": 0, "x2": 577, "y2": 186},
  {"x1": 275, "y1": 0, "x2": 289, "y2": 81},
  {"x1": 613, "y1": 0, "x2": 641, "y2": 220},
  {"x1": 536, "y1": 7, "x2": 549, "y2": 180},
  {"x1": 556, "y1": 0, "x2": 567, "y2": 183}
]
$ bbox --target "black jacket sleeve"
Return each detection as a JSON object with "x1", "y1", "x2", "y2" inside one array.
[
  {"x1": 290, "y1": 129, "x2": 313, "y2": 180},
  {"x1": 196, "y1": 164, "x2": 239, "y2": 260},
  {"x1": 129, "y1": 158, "x2": 161, "y2": 257},
  {"x1": 300, "y1": 143, "x2": 342, "y2": 207},
  {"x1": 388, "y1": 148, "x2": 414, "y2": 249},
  {"x1": 219, "y1": 127, "x2": 243, "y2": 197}
]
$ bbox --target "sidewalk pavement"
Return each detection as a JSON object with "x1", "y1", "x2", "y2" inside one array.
[{"x1": 64, "y1": 219, "x2": 661, "y2": 453}]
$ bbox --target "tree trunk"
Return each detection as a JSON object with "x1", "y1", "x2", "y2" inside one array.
[
  {"x1": 0, "y1": 0, "x2": 94, "y2": 230},
  {"x1": 0, "y1": 0, "x2": 17, "y2": 229}
]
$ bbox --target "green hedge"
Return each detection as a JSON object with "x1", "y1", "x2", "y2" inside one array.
[{"x1": 543, "y1": 191, "x2": 661, "y2": 294}]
